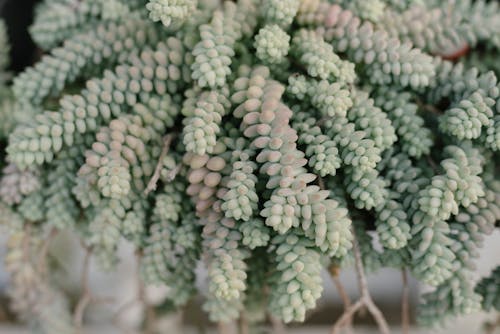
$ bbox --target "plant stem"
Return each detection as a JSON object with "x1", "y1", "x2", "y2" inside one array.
[
  {"x1": 401, "y1": 269, "x2": 410, "y2": 334},
  {"x1": 37, "y1": 228, "x2": 58, "y2": 279},
  {"x1": 144, "y1": 134, "x2": 174, "y2": 195},
  {"x1": 416, "y1": 98, "x2": 442, "y2": 115},
  {"x1": 484, "y1": 314, "x2": 500, "y2": 334},
  {"x1": 239, "y1": 313, "x2": 249, "y2": 334},
  {"x1": 112, "y1": 251, "x2": 154, "y2": 333},
  {"x1": 73, "y1": 246, "x2": 93, "y2": 329},
  {"x1": 329, "y1": 265, "x2": 353, "y2": 334},
  {"x1": 73, "y1": 245, "x2": 114, "y2": 330},
  {"x1": 269, "y1": 315, "x2": 287, "y2": 334},
  {"x1": 331, "y1": 232, "x2": 391, "y2": 334},
  {"x1": 218, "y1": 321, "x2": 237, "y2": 334}
]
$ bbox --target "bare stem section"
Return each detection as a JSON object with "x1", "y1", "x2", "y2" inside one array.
[
  {"x1": 112, "y1": 251, "x2": 156, "y2": 333},
  {"x1": 269, "y1": 315, "x2": 287, "y2": 334},
  {"x1": 331, "y1": 232, "x2": 391, "y2": 334},
  {"x1": 218, "y1": 321, "x2": 238, "y2": 334},
  {"x1": 402, "y1": 269, "x2": 410, "y2": 334},
  {"x1": 484, "y1": 314, "x2": 500, "y2": 334},
  {"x1": 73, "y1": 245, "x2": 114, "y2": 330},
  {"x1": 144, "y1": 134, "x2": 174, "y2": 195},
  {"x1": 329, "y1": 265, "x2": 353, "y2": 334}
]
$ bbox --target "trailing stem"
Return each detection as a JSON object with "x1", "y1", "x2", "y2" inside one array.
[
  {"x1": 402, "y1": 269, "x2": 410, "y2": 334},
  {"x1": 331, "y1": 231, "x2": 391, "y2": 334},
  {"x1": 329, "y1": 265, "x2": 353, "y2": 334},
  {"x1": 73, "y1": 244, "x2": 114, "y2": 330},
  {"x1": 144, "y1": 134, "x2": 174, "y2": 195}
]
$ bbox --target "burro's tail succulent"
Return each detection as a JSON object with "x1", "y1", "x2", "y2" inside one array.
[{"x1": 0, "y1": 0, "x2": 499, "y2": 332}]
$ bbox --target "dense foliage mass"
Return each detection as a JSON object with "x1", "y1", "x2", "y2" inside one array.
[{"x1": 0, "y1": 0, "x2": 499, "y2": 332}]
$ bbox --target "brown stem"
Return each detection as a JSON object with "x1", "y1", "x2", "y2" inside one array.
[
  {"x1": 331, "y1": 300, "x2": 364, "y2": 333},
  {"x1": 329, "y1": 265, "x2": 353, "y2": 333},
  {"x1": 269, "y1": 315, "x2": 287, "y2": 334},
  {"x1": 416, "y1": 98, "x2": 441, "y2": 115},
  {"x1": 37, "y1": 228, "x2": 58, "y2": 278},
  {"x1": 353, "y1": 238, "x2": 390, "y2": 334},
  {"x1": 330, "y1": 268, "x2": 352, "y2": 310},
  {"x1": 143, "y1": 134, "x2": 174, "y2": 195},
  {"x1": 364, "y1": 299, "x2": 390, "y2": 334},
  {"x1": 165, "y1": 163, "x2": 182, "y2": 182},
  {"x1": 401, "y1": 269, "x2": 410, "y2": 334},
  {"x1": 438, "y1": 43, "x2": 470, "y2": 61},
  {"x1": 73, "y1": 294, "x2": 91, "y2": 331},
  {"x1": 73, "y1": 245, "x2": 114, "y2": 330},
  {"x1": 318, "y1": 175, "x2": 326, "y2": 189},
  {"x1": 239, "y1": 313, "x2": 249, "y2": 334},
  {"x1": 174, "y1": 310, "x2": 184, "y2": 332},
  {"x1": 73, "y1": 246, "x2": 92, "y2": 329},
  {"x1": 113, "y1": 251, "x2": 155, "y2": 333},
  {"x1": 426, "y1": 156, "x2": 439, "y2": 173},
  {"x1": 484, "y1": 314, "x2": 500, "y2": 334},
  {"x1": 143, "y1": 294, "x2": 156, "y2": 334},
  {"x1": 112, "y1": 298, "x2": 138, "y2": 329},
  {"x1": 331, "y1": 232, "x2": 391, "y2": 334},
  {"x1": 218, "y1": 321, "x2": 237, "y2": 334}
]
